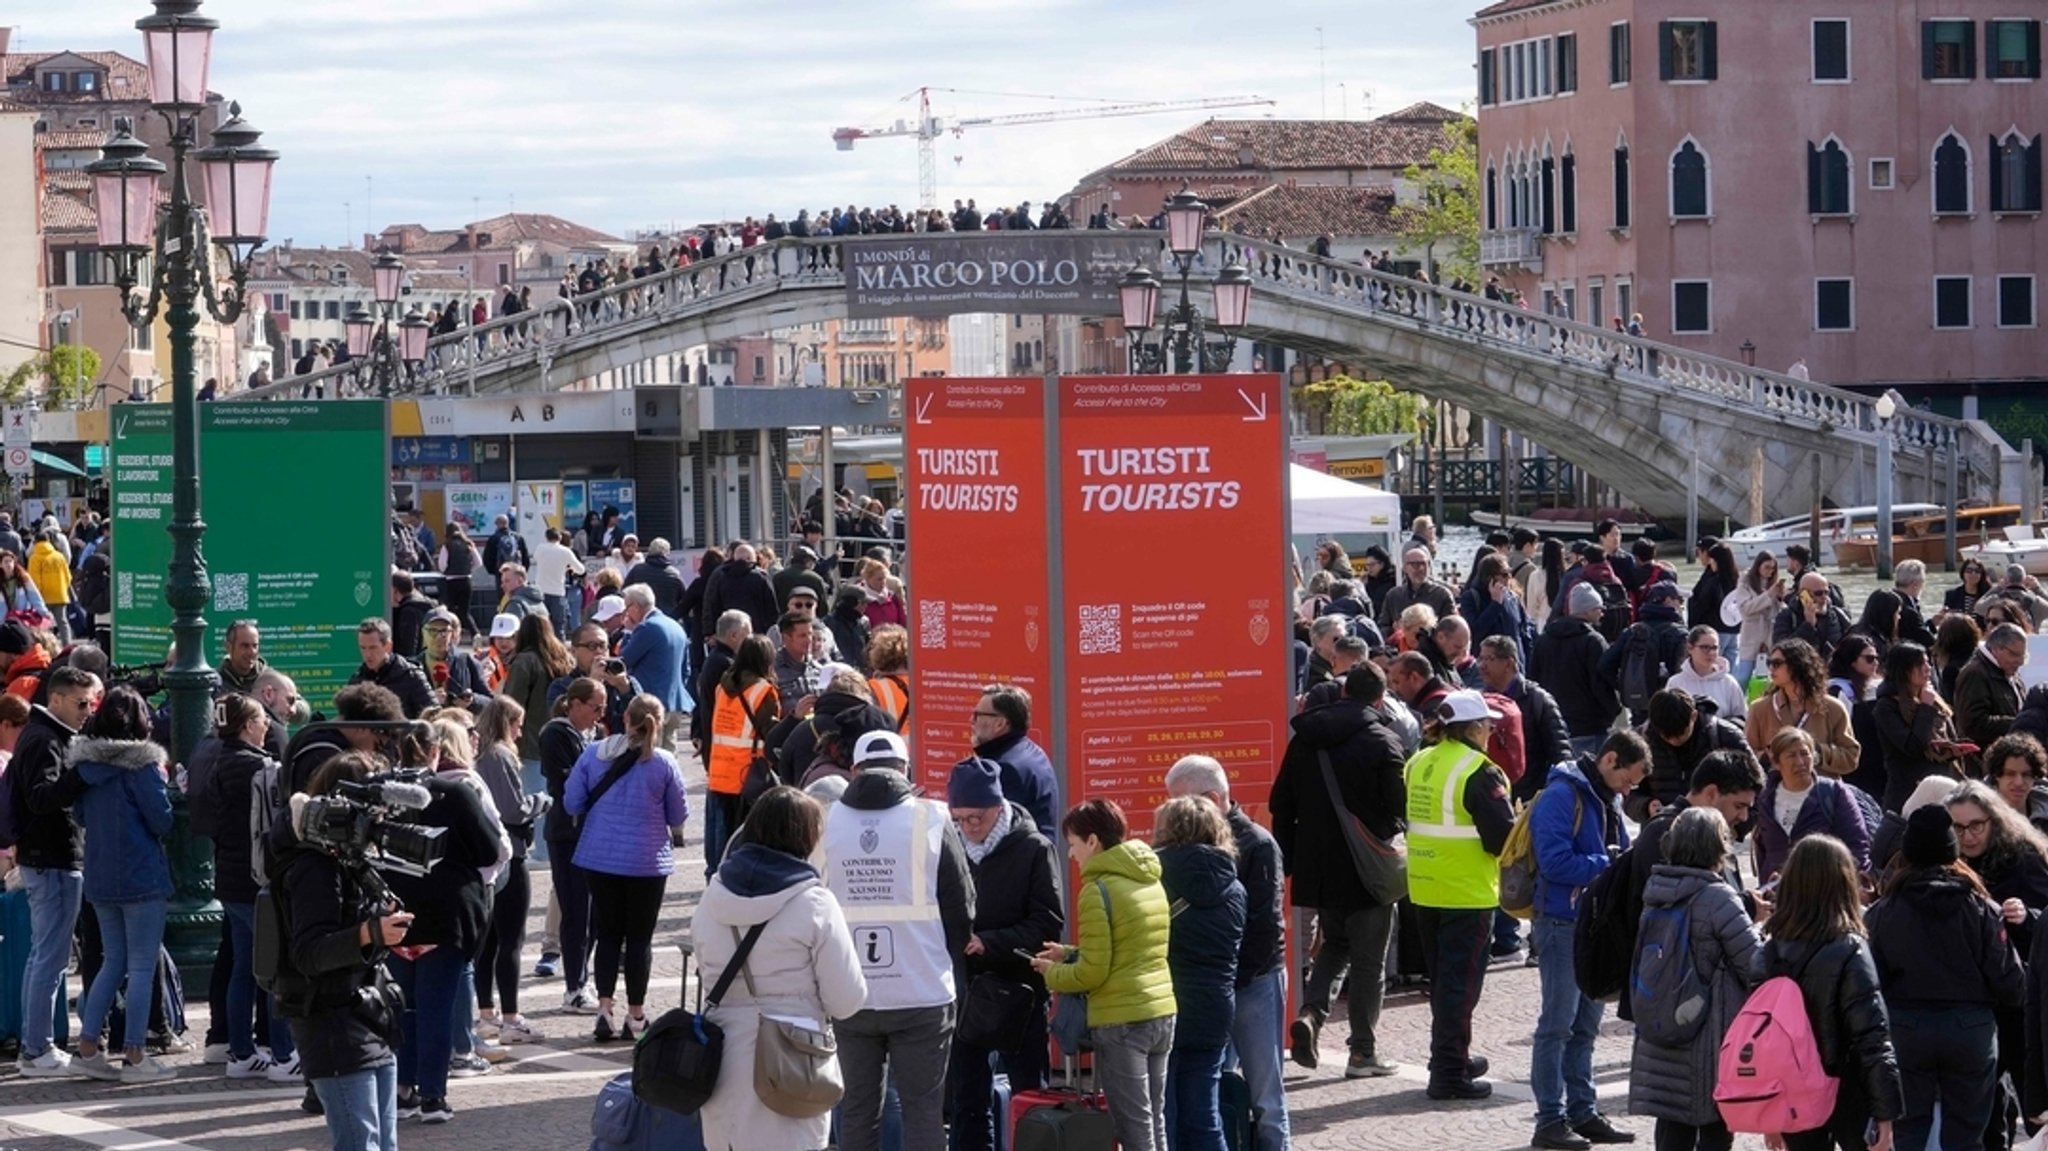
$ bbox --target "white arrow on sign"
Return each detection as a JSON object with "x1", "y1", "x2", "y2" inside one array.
[
  {"x1": 915, "y1": 393, "x2": 935, "y2": 425},
  {"x1": 1237, "y1": 388, "x2": 1269, "y2": 423}
]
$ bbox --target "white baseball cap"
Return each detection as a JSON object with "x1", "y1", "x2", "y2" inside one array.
[
  {"x1": 1436, "y1": 689, "x2": 1506, "y2": 725},
  {"x1": 813, "y1": 661, "x2": 860, "y2": 694},
  {"x1": 489, "y1": 613, "x2": 521, "y2": 639},
  {"x1": 591, "y1": 595, "x2": 627, "y2": 623},
  {"x1": 852, "y1": 730, "x2": 910, "y2": 769}
]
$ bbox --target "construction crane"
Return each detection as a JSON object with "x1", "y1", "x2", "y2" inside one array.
[{"x1": 832, "y1": 88, "x2": 1276, "y2": 211}]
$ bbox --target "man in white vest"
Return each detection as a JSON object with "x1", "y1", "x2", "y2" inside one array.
[{"x1": 823, "y1": 730, "x2": 976, "y2": 1151}]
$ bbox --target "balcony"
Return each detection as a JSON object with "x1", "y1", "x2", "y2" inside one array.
[{"x1": 1480, "y1": 228, "x2": 1543, "y2": 268}]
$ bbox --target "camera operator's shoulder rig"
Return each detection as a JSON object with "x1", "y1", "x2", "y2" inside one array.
[{"x1": 297, "y1": 773, "x2": 448, "y2": 880}]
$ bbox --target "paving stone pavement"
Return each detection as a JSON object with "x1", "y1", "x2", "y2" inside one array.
[{"x1": 0, "y1": 746, "x2": 1768, "y2": 1150}]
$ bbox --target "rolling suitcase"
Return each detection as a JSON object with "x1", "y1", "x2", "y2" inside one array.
[
  {"x1": 590, "y1": 943, "x2": 706, "y2": 1151},
  {"x1": 1010, "y1": 1057, "x2": 1114, "y2": 1151}
]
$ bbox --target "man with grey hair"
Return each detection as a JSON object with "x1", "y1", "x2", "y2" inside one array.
[
  {"x1": 619, "y1": 584, "x2": 691, "y2": 741},
  {"x1": 971, "y1": 684, "x2": 1056, "y2": 831},
  {"x1": 623, "y1": 537, "x2": 686, "y2": 620},
  {"x1": 1893, "y1": 559, "x2": 1936, "y2": 646},
  {"x1": 1956, "y1": 621, "x2": 2030, "y2": 750},
  {"x1": 1165, "y1": 755, "x2": 1291, "y2": 1151},
  {"x1": 1533, "y1": 582, "x2": 1622, "y2": 760},
  {"x1": 1306, "y1": 635, "x2": 1371, "y2": 709},
  {"x1": 1376, "y1": 546, "x2": 1456, "y2": 635},
  {"x1": 692, "y1": 610, "x2": 753, "y2": 757},
  {"x1": 1304, "y1": 615, "x2": 1349, "y2": 692}
]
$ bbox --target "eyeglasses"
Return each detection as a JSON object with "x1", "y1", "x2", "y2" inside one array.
[
  {"x1": 971, "y1": 710, "x2": 1002, "y2": 720},
  {"x1": 1954, "y1": 817, "x2": 1993, "y2": 836},
  {"x1": 575, "y1": 640, "x2": 608, "y2": 651},
  {"x1": 1855, "y1": 653, "x2": 1879, "y2": 665},
  {"x1": 1691, "y1": 643, "x2": 1719, "y2": 652}
]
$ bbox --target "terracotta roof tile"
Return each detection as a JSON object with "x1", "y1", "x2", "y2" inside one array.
[
  {"x1": 246, "y1": 245, "x2": 475, "y2": 292},
  {"x1": 372, "y1": 212, "x2": 620, "y2": 255},
  {"x1": 41, "y1": 185, "x2": 94, "y2": 232},
  {"x1": 35, "y1": 129, "x2": 107, "y2": 151},
  {"x1": 1213, "y1": 184, "x2": 1403, "y2": 240},
  {"x1": 1474, "y1": 0, "x2": 1567, "y2": 20},
  {"x1": 2, "y1": 51, "x2": 152, "y2": 104},
  {"x1": 1093, "y1": 104, "x2": 1467, "y2": 179}
]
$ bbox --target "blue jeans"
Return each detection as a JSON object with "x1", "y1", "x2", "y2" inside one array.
[
  {"x1": 1531, "y1": 914, "x2": 1604, "y2": 1126},
  {"x1": 222, "y1": 901, "x2": 298, "y2": 1063},
  {"x1": 1226, "y1": 967, "x2": 1291, "y2": 1151},
  {"x1": 392, "y1": 946, "x2": 466, "y2": 1099},
  {"x1": 704, "y1": 791, "x2": 741, "y2": 878},
  {"x1": 544, "y1": 594, "x2": 568, "y2": 639},
  {"x1": 19, "y1": 866, "x2": 80, "y2": 1058},
  {"x1": 314, "y1": 1061, "x2": 399, "y2": 1151},
  {"x1": 1165, "y1": 1043, "x2": 1229, "y2": 1151},
  {"x1": 81, "y1": 898, "x2": 168, "y2": 1051}
]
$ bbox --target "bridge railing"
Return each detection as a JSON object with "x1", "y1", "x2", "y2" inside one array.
[{"x1": 1210, "y1": 235, "x2": 2004, "y2": 483}]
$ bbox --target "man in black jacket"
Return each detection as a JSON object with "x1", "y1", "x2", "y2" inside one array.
[
  {"x1": 1534, "y1": 583, "x2": 1623, "y2": 759},
  {"x1": 621, "y1": 538, "x2": 687, "y2": 620},
  {"x1": 11, "y1": 666, "x2": 101, "y2": 1076},
  {"x1": 774, "y1": 545, "x2": 833, "y2": 613},
  {"x1": 1169, "y1": 753, "x2": 1292, "y2": 1151},
  {"x1": 346, "y1": 619, "x2": 435, "y2": 719},
  {"x1": 698, "y1": 542, "x2": 781, "y2": 638},
  {"x1": 944, "y1": 756, "x2": 1062, "y2": 1151},
  {"x1": 1476, "y1": 635, "x2": 1573, "y2": 806},
  {"x1": 1636, "y1": 689, "x2": 1749, "y2": 822},
  {"x1": 1269, "y1": 663, "x2": 1408, "y2": 1079},
  {"x1": 690, "y1": 610, "x2": 749, "y2": 758},
  {"x1": 389, "y1": 570, "x2": 436, "y2": 660}
]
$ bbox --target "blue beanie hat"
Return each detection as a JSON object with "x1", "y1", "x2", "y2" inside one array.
[{"x1": 947, "y1": 757, "x2": 1005, "y2": 809}]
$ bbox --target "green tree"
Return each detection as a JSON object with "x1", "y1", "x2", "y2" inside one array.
[
  {"x1": 42, "y1": 345, "x2": 101, "y2": 407},
  {"x1": 1294, "y1": 376, "x2": 1427, "y2": 437},
  {"x1": 1395, "y1": 114, "x2": 1481, "y2": 285}
]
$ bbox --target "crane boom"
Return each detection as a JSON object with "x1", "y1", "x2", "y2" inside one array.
[{"x1": 832, "y1": 89, "x2": 1276, "y2": 210}]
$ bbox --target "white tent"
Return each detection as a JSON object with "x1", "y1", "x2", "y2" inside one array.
[{"x1": 1290, "y1": 463, "x2": 1402, "y2": 534}]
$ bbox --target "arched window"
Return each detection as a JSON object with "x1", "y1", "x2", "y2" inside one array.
[
  {"x1": 1540, "y1": 147, "x2": 1557, "y2": 234},
  {"x1": 1485, "y1": 163, "x2": 1499, "y2": 230},
  {"x1": 1992, "y1": 132, "x2": 2042, "y2": 213},
  {"x1": 1807, "y1": 138, "x2": 1851, "y2": 215},
  {"x1": 1561, "y1": 150, "x2": 1578, "y2": 233},
  {"x1": 1934, "y1": 133, "x2": 1971, "y2": 214},
  {"x1": 1613, "y1": 140, "x2": 1631, "y2": 228},
  {"x1": 1671, "y1": 140, "x2": 1709, "y2": 217}
]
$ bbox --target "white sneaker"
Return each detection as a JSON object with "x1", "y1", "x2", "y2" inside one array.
[
  {"x1": 225, "y1": 1053, "x2": 274, "y2": 1080},
  {"x1": 474, "y1": 1016, "x2": 499, "y2": 1039},
  {"x1": 265, "y1": 1055, "x2": 304, "y2": 1085},
  {"x1": 202, "y1": 1042, "x2": 231, "y2": 1065},
  {"x1": 120, "y1": 1055, "x2": 176, "y2": 1084},
  {"x1": 476, "y1": 1039, "x2": 512, "y2": 1065},
  {"x1": 563, "y1": 987, "x2": 600, "y2": 1014},
  {"x1": 17, "y1": 1047, "x2": 72, "y2": 1077},
  {"x1": 73, "y1": 1051, "x2": 121, "y2": 1082},
  {"x1": 497, "y1": 1018, "x2": 541, "y2": 1045}
]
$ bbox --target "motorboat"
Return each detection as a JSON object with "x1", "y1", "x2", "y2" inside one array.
[
  {"x1": 1831, "y1": 505, "x2": 2027, "y2": 569},
  {"x1": 1966, "y1": 524, "x2": 2048, "y2": 577},
  {"x1": 1727, "y1": 503, "x2": 1944, "y2": 568},
  {"x1": 1468, "y1": 509, "x2": 1658, "y2": 538}
]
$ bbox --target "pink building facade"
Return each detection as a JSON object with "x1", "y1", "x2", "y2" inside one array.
[{"x1": 1474, "y1": 0, "x2": 2045, "y2": 401}]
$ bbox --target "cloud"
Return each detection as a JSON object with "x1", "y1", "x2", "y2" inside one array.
[{"x1": 36, "y1": 0, "x2": 1474, "y2": 244}]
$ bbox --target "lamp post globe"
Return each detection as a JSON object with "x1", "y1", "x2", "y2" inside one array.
[{"x1": 1163, "y1": 185, "x2": 1209, "y2": 260}]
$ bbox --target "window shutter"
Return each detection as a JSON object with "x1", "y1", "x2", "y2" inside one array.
[
  {"x1": 1659, "y1": 21, "x2": 1675, "y2": 79},
  {"x1": 1993, "y1": 136, "x2": 2006, "y2": 212},
  {"x1": 2029, "y1": 21, "x2": 2042, "y2": 78},
  {"x1": 1480, "y1": 49, "x2": 1495, "y2": 105},
  {"x1": 1965, "y1": 22, "x2": 1978, "y2": 77},
  {"x1": 1808, "y1": 144, "x2": 1824, "y2": 214},
  {"x1": 1923, "y1": 23, "x2": 1938, "y2": 78},
  {"x1": 1986, "y1": 21, "x2": 1998, "y2": 78},
  {"x1": 2029, "y1": 135, "x2": 2044, "y2": 212},
  {"x1": 1702, "y1": 22, "x2": 1719, "y2": 79}
]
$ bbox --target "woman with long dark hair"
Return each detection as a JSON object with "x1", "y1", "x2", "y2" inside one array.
[
  {"x1": 1527, "y1": 538, "x2": 1565, "y2": 631},
  {"x1": 1948, "y1": 559, "x2": 1993, "y2": 618},
  {"x1": 1691, "y1": 543, "x2": 1740, "y2": 658},
  {"x1": 502, "y1": 613, "x2": 573, "y2": 767},
  {"x1": 1873, "y1": 643, "x2": 1964, "y2": 815},
  {"x1": 1933, "y1": 614, "x2": 1984, "y2": 704},
  {"x1": 566, "y1": 693, "x2": 689, "y2": 1042},
  {"x1": 0, "y1": 549, "x2": 49, "y2": 621},
  {"x1": 1747, "y1": 639, "x2": 1860, "y2": 779},
  {"x1": 1947, "y1": 780, "x2": 2048, "y2": 1151},
  {"x1": 1866, "y1": 805, "x2": 2021, "y2": 1151},
  {"x1": 1361, "y1": 546, "x2": 1397, "y2": 613},
  {"x1": 1848, "y1": 590, "x2": 1904, "y2": 666},
  {"x1": 473, "y1": 697, "x2": 546, "y2": 1045},
  {"x1": 539, "y1": 678, "x2": 608, "y2": 1012},
  {"x1": 1828, "y1": 635, "x2": 1887, "y2": 797},
  {"x1": 1733, "y1": 551, "x2": 1789, "y2": 682},
  {"x1": 706, "y1": 636, "x2": 780, "y2": 875},
  {"x1": 1763, "y1": 835, "x2": 1903, "y2": 1151}
]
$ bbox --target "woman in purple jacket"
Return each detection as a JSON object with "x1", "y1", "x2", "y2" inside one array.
[
  {"x1": 565, "y1": 693, "x2": 689, "y2": 1043},
  {"x1": 1752, "y1": 727, "x2": 1872, "y2": 884}
]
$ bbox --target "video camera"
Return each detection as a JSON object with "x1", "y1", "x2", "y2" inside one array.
[{"x1": 299, "y1": 775, "x2": 447, "y2": 878}]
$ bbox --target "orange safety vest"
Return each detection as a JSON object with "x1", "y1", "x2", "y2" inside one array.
[
  {"x1": 869, "y1": 674, "x2": 910, "y2": 733},
  {"x1": 708, "y1": 679, "x2": 777, "y2": 795}
]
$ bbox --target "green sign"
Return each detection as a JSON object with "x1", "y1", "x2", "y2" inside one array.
[{"x1": 112, "y1": 401, "x2": 389, "y2": 710}]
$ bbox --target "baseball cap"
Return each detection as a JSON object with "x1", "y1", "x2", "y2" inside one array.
[
  {"x1": 489, "y1": 613, "x2": 521, "y2": 639},
  {"x1": 814, "y1": 661, "x2": 860, "y2": 694},
  {"x1": 1645, "y1": 580, "x2": 1686, "y2": 603},
  {"x1": 852, "y1": 730, "x2": 910, "y2": 769},
  {"x1": 1436, "y1": 689, "x2": 1505, "y2": 726},
  {"x1": 425, "y1": 607, "x2": 462, "y2": 629},
  {"x1": 591, "y1": 595, "x2": 627, "y2": 623}
]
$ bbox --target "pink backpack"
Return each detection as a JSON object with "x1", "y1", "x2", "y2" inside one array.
[{"x1": 1714, "y1": 967, "x2": 1840, "y2": 1135}]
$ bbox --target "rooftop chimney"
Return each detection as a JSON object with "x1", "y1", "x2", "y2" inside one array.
[
  {"x1": 0, "y1": 29, "x2": 11, "y2": 56},
  {"x1": 466, "y1": 224, "x2": 478, "y2": 251}
]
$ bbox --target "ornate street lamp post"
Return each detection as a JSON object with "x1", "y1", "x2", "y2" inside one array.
[
  {"x1": 343, "y1": 251, "x2": 430, "y2": 397},
  {"x1": 87, "y1": 0, "x2": 277, "y2": 968},
  {"x1": 1119, "y1": 186, "x2": 1252, "y2": 374}
]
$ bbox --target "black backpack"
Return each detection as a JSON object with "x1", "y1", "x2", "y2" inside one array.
[
  {"x1": 1596, "y1": 581, "x2": 1633, "y2": 644},
  {"x1": 1620, "y1": 627, "x2": 1662, "y2": 716},
  {"x1": 1574, "y1": 844, "x2": 1641, "y2": 1008}
]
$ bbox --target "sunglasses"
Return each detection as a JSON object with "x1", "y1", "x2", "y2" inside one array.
[{"x1": 1766, "y1": 657, "x2": 1787, "y2": 667}]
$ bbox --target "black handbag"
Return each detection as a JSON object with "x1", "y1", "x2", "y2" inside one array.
[
  {"x1": 734, "y1": 687, "x2": 781, "y2": 807},
  {"x1": 955, "y1": 973, "x2": 1037, "y2": 1052},
  {"x1": 631, "y1": 922, "x2": 767, "y2": 1116}
]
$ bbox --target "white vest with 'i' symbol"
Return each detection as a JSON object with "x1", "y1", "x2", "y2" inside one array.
[{"x1": 822, "y1": 796, "x2": 953, "y2": 1011}]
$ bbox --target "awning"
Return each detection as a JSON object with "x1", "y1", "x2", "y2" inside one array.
[{"x1": 31, "y1": 450, "x2": 85, "y2": 477}]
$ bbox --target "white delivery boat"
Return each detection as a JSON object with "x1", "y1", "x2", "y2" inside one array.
[
  {"x1": 1966, "y1": 524, "x2": 2048, "y2": 576},
  {"x1": 1727, "y1": 504, "x2": 1943, "y2": 568}
]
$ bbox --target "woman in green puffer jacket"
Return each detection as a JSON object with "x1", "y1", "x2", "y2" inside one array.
[{"x1": 1034, "y1": 799, "x2": 1177, "y2": 1151}]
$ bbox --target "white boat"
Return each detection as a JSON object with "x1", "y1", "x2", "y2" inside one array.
[
  {"x1": 1468, "y1": 509, "x2": 1658, "y2": 538},
  {"x1": 1966, "y1": 524, "x2": 2048, "y2": 576},
  {"x1": 1727, "y1": 503, "x2": 1944, "y2": 568}
]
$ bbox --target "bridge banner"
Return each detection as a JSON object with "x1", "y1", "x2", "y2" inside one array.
[
  {"x1": 902, "y1": 377, "x2": 1053, "y2": 795},
  {"x1": 1054, "y1": 373, "x2": 1293, "y2": 836},
  {"x1": 846, "y1": 233, "x2": 1157, "y2": 318}
]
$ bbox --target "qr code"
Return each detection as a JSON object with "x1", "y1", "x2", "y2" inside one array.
[
  {"x1": 214, "y1": 572, "x2": 250, "y2": 612},
  {"x1": 116, "y1": 572, "x2": 134, "y2": 611},
  {"x1": 1078, "y1": 604, "x2": 1122, "y2": 655},
  {"x1": 918, "y1": 600, "x2": 946, "y2": 648}
]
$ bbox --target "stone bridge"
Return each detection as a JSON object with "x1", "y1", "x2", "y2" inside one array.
[{"x1": 246, "y1": 233, "x2": 2027, "y2": 524}]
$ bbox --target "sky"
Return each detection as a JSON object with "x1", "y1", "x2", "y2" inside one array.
[{"x1": 25, "y1": 1, "x2": 1477, "y2": 248}]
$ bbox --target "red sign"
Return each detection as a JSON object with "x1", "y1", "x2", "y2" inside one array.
[
  {"x1": 903, "y1": 377, "x2": 1053, "y2": 795},
  {"x1": 1056, "y1": 374, "x2": 1292, "y2": 837}
]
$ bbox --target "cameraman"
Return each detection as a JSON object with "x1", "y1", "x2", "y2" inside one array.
[{"x1": 271, "y1": 751, "x2": 414, "y2": 1151}]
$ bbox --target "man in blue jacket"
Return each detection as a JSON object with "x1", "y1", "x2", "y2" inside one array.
[
  {"x1": 617, "y1": 585, "x2": 690, "y2": 745},
  {"x1": 1528, "y1": 731, "x2": 1651, "y2": 1151}
]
